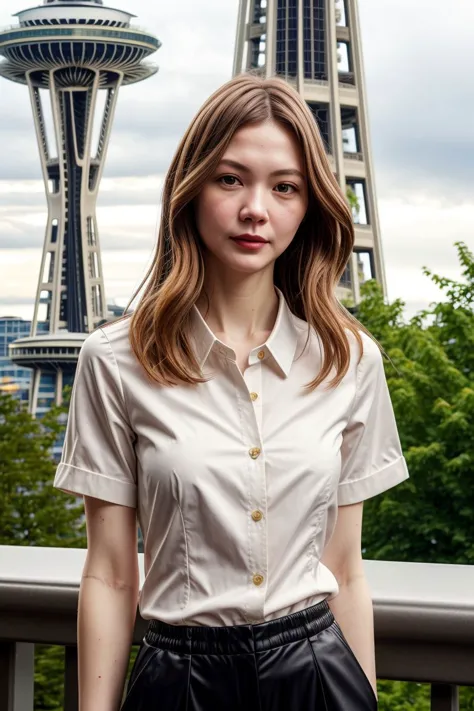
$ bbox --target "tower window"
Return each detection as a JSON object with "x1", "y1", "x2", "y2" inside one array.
[
  {"x1": 335, "y1": 0, "x2": 347, "y2": 27},
  {"x1": 340, "y1": 263, "x2": 352, "y2": 289},
  {"x1": 355, "y1": 249, "x2": 376, "y2": 283},
  {"x1": 276, "y1": 0, "x2": 298, "y2": 78},
  {"x1": 250, "y1": 35, "x2": 266, "y2": 68},
  {"x1": 302, "y1": 0, "x2": 326, "y2": 80},
  {"x1": 346, "y1": 178, "x2": 369, "y2": 225},
  {"x1": 338, "y1": 42, "x2": 355, "y2": 85},
  {"x1": 337, "y1": 42, "x2": 350, "y2": 72},
  {"x1": 341, "y1": 106, "x2": 360, "y2": 154},
  {"x1": 307, "y1": 102, "x2": 331, "y2": 153},
  {"x1": 253, "y1": 0, "x2": 267, "y2": 24}
]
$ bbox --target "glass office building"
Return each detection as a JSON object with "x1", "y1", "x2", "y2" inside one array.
[{"x1": 0, "y1": 317, "x2": 46, "y2": 405}]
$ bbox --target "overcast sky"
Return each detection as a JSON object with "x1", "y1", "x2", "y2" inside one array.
[{"x1": 0, "y1": 0, "x2": 472, "y2": 321}]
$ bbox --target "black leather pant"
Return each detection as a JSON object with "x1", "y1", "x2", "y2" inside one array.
[{"x1": 121, "y1": 600, "x2": 378, "y2": 710}]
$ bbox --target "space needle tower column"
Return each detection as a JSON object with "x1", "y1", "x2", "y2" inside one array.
[{"x1": 0, "y1": 1, "x2": 160, "y2": 416}]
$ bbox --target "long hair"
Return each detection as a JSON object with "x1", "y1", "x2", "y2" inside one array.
[{"x1": 108, "y1": 73, "x2": 378, "y2": 391}]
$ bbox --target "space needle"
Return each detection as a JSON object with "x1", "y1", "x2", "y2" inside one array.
[{"x1": 0, "y1": 1, "x2": 160, "y2": 417}]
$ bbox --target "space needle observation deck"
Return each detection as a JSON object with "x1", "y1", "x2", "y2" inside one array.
[{"x1": 0, "y1": 1, "x2": 160, "y2": 415}]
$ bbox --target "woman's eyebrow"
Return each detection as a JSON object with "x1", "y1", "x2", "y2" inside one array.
[{"x1": 218, "y1": 158, "x2": 305, "y2": 180}]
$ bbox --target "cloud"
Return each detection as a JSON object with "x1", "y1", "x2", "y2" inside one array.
[
  {"x1": 379, "y1": 197, "x2": 474, "y2": 271},
  {"x1": 0, "y1": 0, "x2": 471, "y2": 320},
  {"x1": 359, "y1": 0, "x2": 474, "y2": 200},
  {"x1": 0, "y1": 247, "x2": 154, "y2": 317},
  {"x1": 0, "y1": 296, "x2": 36, "y2": 306},
  {"x1": 0, "y1": 205, "x2": 160, "y2": 251},
  {"x1": 0, "y1": 176, "x2": 165, "y2": 208}
]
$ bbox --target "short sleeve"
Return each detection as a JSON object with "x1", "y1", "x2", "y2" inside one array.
[
  {"x1": 338, "y1": 334, "x2": 409, "y2": 506},
  {"x1": 53, "y1": 328, "x2": 137, "y2": 508}
]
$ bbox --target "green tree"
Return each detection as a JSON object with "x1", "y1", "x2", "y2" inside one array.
[
  {"x1": 0, "y1": 389, "x2": 85, "y2": 709},
  {"x1": 357, "y1": 241, "x2": 474, "y2": 709},
  {"x1": 0, "y1": 388, "x2": 85, "y2": 547}
]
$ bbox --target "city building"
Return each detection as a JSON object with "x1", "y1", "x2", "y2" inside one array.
[
  {"x1": 0, "y1": 0, "x2": 160, "y2": 416},
  {"x1": 0, "y1": 317, "x2": 45, "y2": 406},
  {"x1": 233, "y1": 0, "x2": 386, "y2": 305},
  {"x1": 0, "y1": 308, "x2": 124, "y2": 418}
]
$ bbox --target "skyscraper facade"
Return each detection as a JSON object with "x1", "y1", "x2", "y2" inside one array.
[
  {"x1": 0, "y1": 0, "x2": 160, "y2": 415},
  {"x1": 233, "y1": 0, "x2": 386, "y2": 305},
  {"x1": 0, "y1": 317, "x2": 46, "y2": 406}
]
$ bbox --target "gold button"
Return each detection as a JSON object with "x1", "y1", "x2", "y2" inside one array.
[
  {"x1": 249, "y1": 447, "x2": 261, "y2": 459},
  {"x1": 257, "y1": 350, "x2": 265, "y2": 360},
  {"x1": 251, "y1": 510, "x2": 263, "y2": 522},
  {"x1": 253, "y1": 574, "x2": 264, "y2": 586},
  {"x1": 250, "y1": 392, "x2": 259, "y2": 401}
]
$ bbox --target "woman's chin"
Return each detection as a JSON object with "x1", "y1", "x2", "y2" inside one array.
[{"x1": 222, "y1": 257, "x2": 272, "y2": 275}]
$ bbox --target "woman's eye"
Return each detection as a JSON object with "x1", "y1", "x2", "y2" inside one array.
[
  {"x1": 275, "y1": 183, "x2": 296, "y2": 194},
  {"x1": 219, "y1": 175, "x2": 240, "y2": 186}
]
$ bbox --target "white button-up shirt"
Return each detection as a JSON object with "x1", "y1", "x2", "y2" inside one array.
[{"x1": 54, "y1": 287, "x2": 409, "y2": 626}]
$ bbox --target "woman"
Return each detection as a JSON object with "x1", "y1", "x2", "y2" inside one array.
[{"x1": 54, "y1": 73, "x2": 409, "y2": 711}]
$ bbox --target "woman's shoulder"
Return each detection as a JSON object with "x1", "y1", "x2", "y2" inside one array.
[
  {"x1": 342, "y1": 328, "x2": 382, "y2": 379},
  {"x1": 292, "y1": 313, "x2": 380, "y2": 363},
  {"x1": 80, "y1": 315, "x2": 133, "y2": 365},
  {"x1": 346, "y1": 327, "x2": 381, "y2": 357}
]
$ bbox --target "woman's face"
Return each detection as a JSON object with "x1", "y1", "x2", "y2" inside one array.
[{"x1": 194, "y1": 120, "x2": 308, "y2": 278}]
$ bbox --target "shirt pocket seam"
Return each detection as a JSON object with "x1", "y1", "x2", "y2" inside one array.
[
  {"x1": 177, "y1": 501, "x2": 191, "y2": 613},
  {"x1": 305, "y1": 479, "x2": 332, "y2": 574}
]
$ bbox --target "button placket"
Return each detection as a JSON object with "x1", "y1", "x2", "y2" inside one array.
[
  {"x1": 244, "y1": 355, "x2": 263, "y2": 437},
  {"x1": 246, "y1": 443, "x2": 266, "y2": 607},
  {"x1": 243, "y1": 358, "x2": 267, "y2": 613}
]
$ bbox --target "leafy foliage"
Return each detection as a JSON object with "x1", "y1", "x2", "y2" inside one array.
[
  {"x1": 359, "y1": 242, "x2": 474, "y2": 565},
  {"x1": 357, "y1": 242, "x2": 474, "y2": 708},
  {"x1": 0, "y1": 388, "x2": 85, "y2": 547},
  {"x1": 0, "y1": 389, "x2": 85, "y2": 708}
]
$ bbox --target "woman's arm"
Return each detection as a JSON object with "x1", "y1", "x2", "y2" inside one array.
[
  {"x1": 320, "y1": 502, "x2": 377, "y2": 699},
  {"x1": 78, "y1": 495, "x2": 140, "y2": 711}
]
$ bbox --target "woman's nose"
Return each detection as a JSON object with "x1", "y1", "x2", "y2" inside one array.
[{"x1": 239, "y1": 191, "x2": 268, "y2": 223}]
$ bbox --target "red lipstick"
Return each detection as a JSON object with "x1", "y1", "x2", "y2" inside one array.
[{"x1": 231, "y1": 234, "x2": 269, "y2": 250}]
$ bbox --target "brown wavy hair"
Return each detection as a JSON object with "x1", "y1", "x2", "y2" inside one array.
[{"x1": 109, "y1": 73, "x2": 378, "y2": 391}]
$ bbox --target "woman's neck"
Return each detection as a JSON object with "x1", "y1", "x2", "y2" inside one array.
[{"x1": 195, "y1": 278, "x2": 279, "y2": 344}]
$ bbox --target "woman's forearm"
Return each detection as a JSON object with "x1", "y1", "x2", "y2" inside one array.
[
  {"x1": 77, "y1": 573, "x2": 139, "y2": 711},
  {"x1": 327, "y1": 574, "x2": 378, "y2": 698}
]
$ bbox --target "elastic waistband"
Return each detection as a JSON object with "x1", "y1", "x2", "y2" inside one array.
[{"x1": 144, "y1": 600, "x2": 335, "y2": 655}]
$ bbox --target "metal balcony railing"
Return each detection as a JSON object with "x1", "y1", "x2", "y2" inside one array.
[
  {"x1": 0, "y1": 23, "x2": 157, "y2": 36},
  {"x1": 0, "y1": 25, "x2": 160, "y2": 50},
  {"x1": 338, "y1": 71, "x2": 355, "y2": 86},
  {"x1": 1, "y1": 546, "x2": 473, "y2": 710},
  {"x1": 344, "y1": 151, "x2": 364, "y2": 161}
]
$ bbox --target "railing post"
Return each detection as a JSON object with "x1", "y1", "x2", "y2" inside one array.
[
  {"x1": 0, "y1": 642, "x2": 35, "y2": 711},
  {"x1": 64, "y1": 645, "x2": 79, "y2": 711},
  {"x1": 431, "y1": 684, "x2": 459, "y2": 711}
]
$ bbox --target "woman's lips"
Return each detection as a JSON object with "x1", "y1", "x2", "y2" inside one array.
[{"x1": 231, "y1": 238, "x2": 268, "y2": 250}]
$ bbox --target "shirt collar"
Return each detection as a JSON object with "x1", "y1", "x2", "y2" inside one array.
[{"x1": 189, "y1": 286, "x2": 299, "y2": 378}]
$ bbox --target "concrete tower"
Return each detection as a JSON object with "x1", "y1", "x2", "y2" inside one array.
[
  {"x1": 0, "y1": 0, "x2": 160, "y2": 416},
  {"x1": 233, "y1": 0, "x2": 386, "y2": 305}
]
